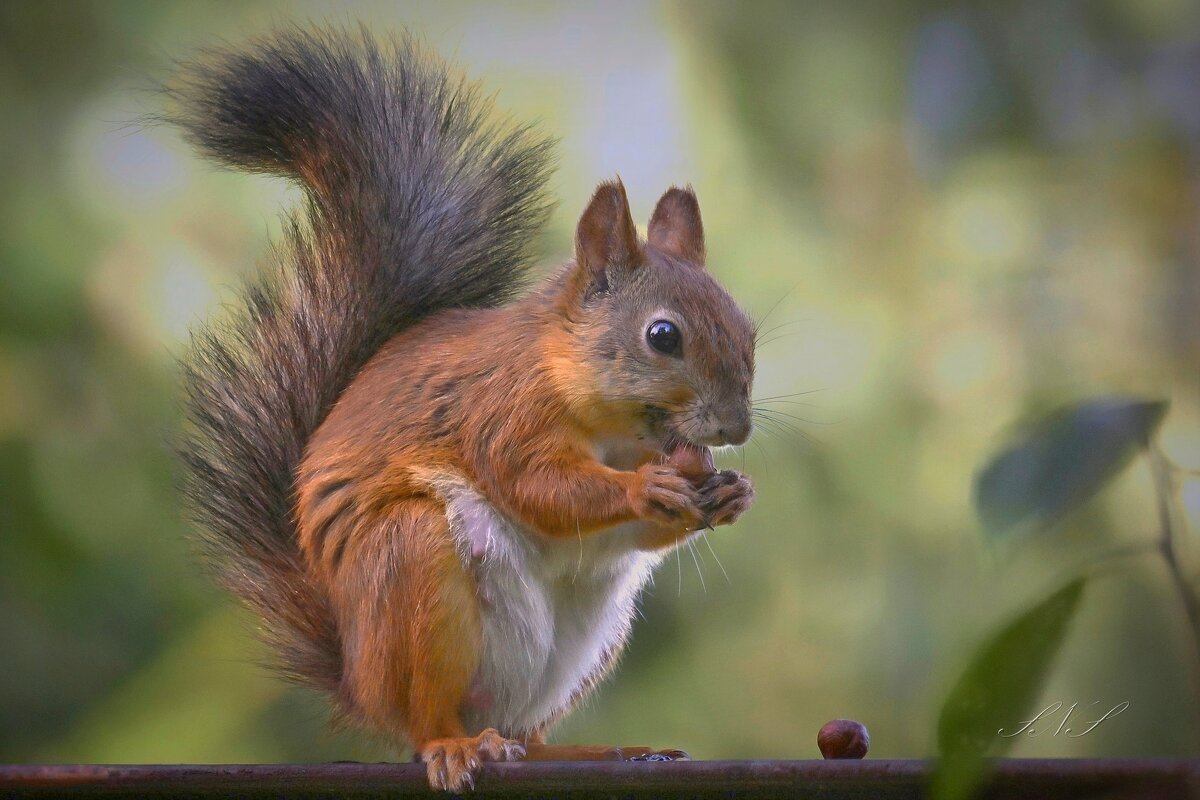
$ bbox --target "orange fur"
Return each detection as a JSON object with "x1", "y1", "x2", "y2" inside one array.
[{"x1": 292, "y1": 180, "x2": 754, "y2": 790}]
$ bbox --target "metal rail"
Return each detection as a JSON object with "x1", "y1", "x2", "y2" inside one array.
[{"x1": 2, "y1": 759, "x2": 1198, "y2": 799}]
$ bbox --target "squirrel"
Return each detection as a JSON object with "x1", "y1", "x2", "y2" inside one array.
[{"x1": 172, "y1": 28, "x2": 756, "y2": 792}]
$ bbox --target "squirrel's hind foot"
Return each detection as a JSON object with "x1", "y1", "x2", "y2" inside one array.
[
  {"x1": 520, "y1": 743, "x2": 691, "y2": 762},
  {"x1": 622, "y1": 747, "x2": 690, "y2": 761},
  {"x1": 420, "y1": 728, "x2": 526, "y2": 792}
]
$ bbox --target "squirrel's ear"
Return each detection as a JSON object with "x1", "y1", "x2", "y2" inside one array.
[
  {"x1": 575, "y1": 179, "x2": 641, "y2": 292},
  {"x1": 648, "y1": 186, "x2": 705, "y2": 266}
]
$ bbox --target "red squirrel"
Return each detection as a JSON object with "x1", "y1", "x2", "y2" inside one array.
[{"x1": 172, "y1": 28, "x2": 755, "y2": 792}]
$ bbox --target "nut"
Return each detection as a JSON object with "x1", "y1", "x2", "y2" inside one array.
[
  {"x1": 667, "y1": 442, "x2": 715, "y2": 484},
  {"x1": 817, "y1": 719, "x2": 869, "y2": 759}
]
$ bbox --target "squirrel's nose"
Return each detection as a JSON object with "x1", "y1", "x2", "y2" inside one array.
[{"x1": 719, "y1": 418, "x2": 752, "y2": 447}]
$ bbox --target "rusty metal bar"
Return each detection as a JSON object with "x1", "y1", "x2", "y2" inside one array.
[{"x1": 2, "y1": 759, "x2": 1198, "y2": 799}]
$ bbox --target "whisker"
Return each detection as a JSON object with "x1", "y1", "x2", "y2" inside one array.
[
  {"x1": 754, "y1": 398, "x2": 820, "y2": 408},
  {"x1": 748, "y1": 433, "x2": 771, "y2": 464},
  {"x1": 572, "y1": 519, "x2": 583, "y2": 584},
  {"x1": 751, "y1": 282, "x2": 800, "y2": 340},
  {"x1": 752, "y1": 413, "x2": 822, "y2": 447},
  {"x1": 756, "y1": 330, "x2": 805, "y2": 349},
  {"x1": 752, "y1": 411, "x2": 805, "y2": 436},
  {"x1": 754, "y1": 318, "x2": 805, "y2": 340},
  {"x1": 675, "y1": 543, "x2": 683, "y2": 597},
  {"x1": 686, "y1": 538, "x2": 707, "y2": 594},
  {"x1": 753, "y1": 388, "x2": 827, "y2": 403},
  {"x1": 753, "y1": 407, "x2": 837, "y2": 426},
  {"x1": 700, "y1": 528, "x2": 731, "y2": 585},
  {"x1": 750, "y1": 420, "x2": 783, "y2": 440}
]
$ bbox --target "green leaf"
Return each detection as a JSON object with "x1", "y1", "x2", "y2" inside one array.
[
  {"x1": 931, "y1": 578, "x2": 1086, "y2": 800},
  {"x1": 974, "y1": 397, "x2": 1168, "y2": 540}
]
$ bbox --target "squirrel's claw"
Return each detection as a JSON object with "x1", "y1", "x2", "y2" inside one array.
[
  {"x1": 420, "y1": 728, "x2": 525, "y2": 792},
  {"x1": 698, "y1": 470, "x2": 755, "y2": 527},
  {"x1": 620, "y1": 746, "x2": 692, "y2": 761}
]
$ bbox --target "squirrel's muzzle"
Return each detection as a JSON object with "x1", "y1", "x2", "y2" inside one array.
[{"x1": 718, "y1": 415, "x2": 752, "y2": 447}]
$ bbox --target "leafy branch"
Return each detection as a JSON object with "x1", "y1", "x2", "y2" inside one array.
[
  {"x1": 934, "y1": 397, "x2": 1195, "y2": 800},
  {"x1": 1150, "y1": 445, "x2": 1200, "y2": 702}
]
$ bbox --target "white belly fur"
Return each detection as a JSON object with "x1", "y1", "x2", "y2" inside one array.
[{"x1": 437, "y1": 478, "x2": 661, "y2": 736}]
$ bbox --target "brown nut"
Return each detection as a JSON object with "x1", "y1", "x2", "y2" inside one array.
[
  {"x1": 667, "y1": 442, "x2": 715, "y2": 484},
  {"x1": 817, "y1": 719, "x2": 869, "y2": 759}
]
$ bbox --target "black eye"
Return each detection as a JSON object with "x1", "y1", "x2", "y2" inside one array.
[{"x1": 646, "y1": 319, "x2": 682, "y2": 355}]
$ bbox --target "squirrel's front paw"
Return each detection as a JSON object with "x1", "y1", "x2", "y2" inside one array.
[
  {"x1": 698, "y1": 470, "x2": 755, "y2": 527},
  {"x1": 630, "y1": 464, "x2": 704, "y2": 530}
]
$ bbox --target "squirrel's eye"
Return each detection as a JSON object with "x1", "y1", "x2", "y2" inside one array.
[{"x1": 646, "y1": 320, "x2": 682, "y2": 356}]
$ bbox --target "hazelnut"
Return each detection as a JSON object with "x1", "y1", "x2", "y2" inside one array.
[
  {"x1": 668, "y1": 442, "x2": 715, "y2": 484},
  {"x1": 817, "y1": 719, "x2": 869, "y2": 759}
]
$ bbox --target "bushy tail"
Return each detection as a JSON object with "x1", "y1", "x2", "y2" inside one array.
[{"x1": 170, "y1": 27, "x2": 554, "y2": 694}]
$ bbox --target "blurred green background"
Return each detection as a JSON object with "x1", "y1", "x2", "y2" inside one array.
[{"x1": 2, "y1": 0, "x2": 1199, "y2": 764}]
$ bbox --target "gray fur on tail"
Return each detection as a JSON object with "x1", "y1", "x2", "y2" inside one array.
[{"x1": 170, "y1": 27, "x2": 554, "y2": 696}]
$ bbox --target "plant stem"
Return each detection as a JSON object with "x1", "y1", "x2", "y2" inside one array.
[{"x1": 1149, "y1": 445, "x2": 1200, "y2": 739}]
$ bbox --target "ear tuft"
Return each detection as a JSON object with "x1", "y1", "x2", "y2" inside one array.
[
  {"x1": 575, "y1": 179, "x2": 641, "y2": 292},
  {"x1": 648, "y1": 185, "x2": 705, "y2": 266}
]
